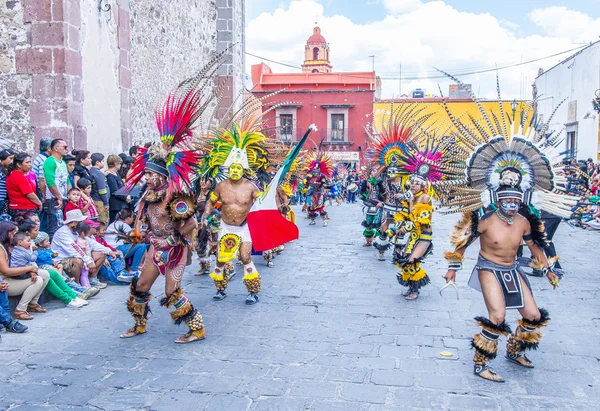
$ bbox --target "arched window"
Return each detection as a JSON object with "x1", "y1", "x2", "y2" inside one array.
[
  {"x1": 312, "y1": 69, "x2": 319, "y2": 73},
  {"x1": 313, "y1": 47, "x2": 319, "y2": 60}
]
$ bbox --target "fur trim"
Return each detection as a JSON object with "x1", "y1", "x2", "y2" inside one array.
[
  {"x1": 471, "y1": 333, "x2": 499, "y2": 359},
  {"x1": 170, "y1": 302, "x2": 194, "y2": 324},
  {"x1": 160, "y1": 288, "x2": 185, "y2": 308},
  {"x1": 130, "y1": 277, "x2": 152, "y2": 300},
  {"x1": 512, "y1": 326, "x2": 543, "y2": 351},
  {"x1": 520, "y1": 308, "x2": 550, "y2": 328},
  {"x1": 474, "y1": 317, "x2": 512, "y2": 335},
  {"x1": 444, "y1": 251, "x2": 464, "y2": 263},
  {"x1": 449, "y1": 212, "x2": 479, "y2": 248}
]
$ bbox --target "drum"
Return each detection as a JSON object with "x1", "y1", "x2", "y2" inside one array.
[{"x1": 348, "y1": 183, "x2": 358, "y2": 193}]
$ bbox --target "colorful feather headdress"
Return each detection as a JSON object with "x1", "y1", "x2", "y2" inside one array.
[
  {"x1": 305, "y1": 150, "x2": 334, "y2": 178},
  {"x1": 434, "y1": 70, "x2": 579, "y2": 218},
  {"x1": 126, "y1": 52, "x2": 226, "y2": 195}
]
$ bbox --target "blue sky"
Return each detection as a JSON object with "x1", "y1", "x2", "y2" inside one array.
[{"x1": 247, "y1": 0, "x2": 600, "y2": 36}]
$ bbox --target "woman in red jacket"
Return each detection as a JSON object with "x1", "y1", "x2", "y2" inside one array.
[{"x1": 6, "y1": 153, "x2": 42, "y2": 217}]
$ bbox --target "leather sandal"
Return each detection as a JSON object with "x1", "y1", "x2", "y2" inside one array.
[
  {"x1": 506, "y1": 352, "x2": 534, "y2": 368},
  {"x1": 27, "y1": 304, "x2": 47, "y2": 313},
  {"x1": 120, "y1": 327, "x2": 146, "y2": 338},
  {"x1": 13, "y1": 310, "x2": 34, "y2": 320},
  {"x1": 474, "y1": 363, "x2": 505, "y2": 382}
]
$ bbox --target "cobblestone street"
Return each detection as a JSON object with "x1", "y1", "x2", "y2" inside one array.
[{"x1": 1, "y1": 203, "x2": 599, "y2": 410}]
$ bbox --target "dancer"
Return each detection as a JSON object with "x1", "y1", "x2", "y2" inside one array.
[
  {"x1": 359, "y1": 166, "x2": 384, "y2": 247},
  {"x1": 440, "y1": 75, "x2": 577, "y2": 381},
  {"x1": 119, "y1": 56, "x2": 222, "y2": 343},
  {"x1": 202, "y1": 118, "x2": 269, "y2": 305},
  {"x1": 304, "y1": 152, "x2": 334, "y2": 227},
  {"x1": 195, "y1": 176, "x2": 218, "y2": 276}
]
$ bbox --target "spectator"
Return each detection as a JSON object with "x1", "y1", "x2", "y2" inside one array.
[
  {"x1": 32, "y1": 137, "x2": 53, "y2": 205},
  {"x1": 42, "y1": 139, "x2": 70, "y2": 239},
  {"x1": 6, "y1": 153, "x2": 43, "y2": 216},
  {"x1": 128, "y1": 145, "x2": 138, "y2": 157},
  {"x1": 0, "y1": 221, "x2": 48, "y2": 321},
  {"x1": 89, "y1": 153, "x2": 109, "y2": 224},
  {"x1": 63, "y1": 188, "x2": 87, "y2": 219},
  {"x1": 76, "y1": 178, "x2": 98, "y2": 220},
  {"x1": 50, "y1": 210, "x2": 93, "y2": 286},
  {"x1": 105, "y1": 154, "x2": 130, "y2": 222},
  {"x1": 0, "y1": 149, "x2": 16, "y2": 214},
  {"x1": 105, "y1": 208, "x2": 145, "y2": 281},
  {"x1": 93, "y1": 221, "x2": 129, "y2": 284},
  {"x1": 0, "y1": 276, "x2": 28, "y2": 338},
  {"x1": 119, "y1": 155, "x2": 133, "y2": 180},
  {"x1": 71, "y1": 150, "x2": 92, "y2": 188},
  {"x1": 64, "y1": 154, "x2": 76, "y2": 189}
]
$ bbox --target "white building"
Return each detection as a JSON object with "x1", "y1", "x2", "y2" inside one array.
[{"x1": 535, "y1": 40, "x2": 600, "y2": 161}]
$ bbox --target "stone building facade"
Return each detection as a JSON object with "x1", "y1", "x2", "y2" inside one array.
[{"x1": 0, "y1": 0, "x2": 245, "y2": 154}]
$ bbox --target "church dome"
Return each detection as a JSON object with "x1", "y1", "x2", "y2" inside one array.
[{"x1": 307, "y1": 27, "x2": 326, "y2": 45}]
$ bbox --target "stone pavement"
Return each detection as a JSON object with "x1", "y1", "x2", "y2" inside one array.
[{"x1": 1, "y1": 203, "x2": 599, "y2": 410}]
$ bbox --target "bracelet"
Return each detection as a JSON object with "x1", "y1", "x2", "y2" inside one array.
[
  {"x1": 448, "y1": 262, "x2": 462, "y2": 271},
  {"x1": 542, "y1": 266, "x2": 550, "y2": 276},
  {"x1": 165, "y1": 236, "x2": 176, "y2": 246}
]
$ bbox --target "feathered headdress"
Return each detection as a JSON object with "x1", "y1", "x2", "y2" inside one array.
[
  {"x1": 435, "y1": 70, "x2": 579, "y2": 217},
  {"x1": 305, "y1": 151, "x2": 334, "y2": 178},
  {"x1": 127, "y1": 52, "x2": 226, "y2": 195}
]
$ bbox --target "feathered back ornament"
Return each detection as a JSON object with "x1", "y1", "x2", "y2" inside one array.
[
  {"x1": 305, "y1": 151, "x2": 334, "y2": 178},
  {"x1": 435, "y1": 70, "x2": 579, "y2": 217},
  {"x1": 127, "y1": 52, "x2": 227, "y2": 195}
]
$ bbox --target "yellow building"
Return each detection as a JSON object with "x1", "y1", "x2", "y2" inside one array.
[{"x1": 373, "y1": 98, "x2": 533, "y2": 139}]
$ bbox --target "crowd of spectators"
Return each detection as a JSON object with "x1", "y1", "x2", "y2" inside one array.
[
  {"x1": 565, "y1": 158, "x2": 600, "y2": 229},
  {"x1": 0, "y1": 138, "x2": 146, "y2": 342}
]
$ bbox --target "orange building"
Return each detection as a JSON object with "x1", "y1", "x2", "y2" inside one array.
[{"x1": 251, "y1": 26, "x2": 377, "y2": 168}]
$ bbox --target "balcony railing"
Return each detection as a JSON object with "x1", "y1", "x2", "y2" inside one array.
[
  {"x1": 275, "y1": 128, "x2": 355, "y2": 146},
  {"x1": 321, "y1": 128, "x2": 354, "y2": 145}
]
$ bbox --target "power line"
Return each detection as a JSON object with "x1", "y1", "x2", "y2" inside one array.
[{"x1": 245, "y1": 44, "x2": 589, "y2": 81}]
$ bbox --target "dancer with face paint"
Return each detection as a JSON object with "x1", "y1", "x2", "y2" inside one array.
[
  {"x1": 119, "y1": 55, "x2": 224, "y2": 343},
  {"x1": 438, "y1": 77, "x2": 578, "y2": 382},
  {"x1": 201, "y1": 119, "x2": 269, "y2": 305}
]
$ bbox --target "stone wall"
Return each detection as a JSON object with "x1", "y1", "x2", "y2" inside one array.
[
  {"x1": 0, "y1": 1, "x2": 32, "y2": 152},
  {"x1": 128, "y1": 0, "x2": 217, "y2": 146},
  {"x1": 1, "y1": 0, "x2": 245, "y2": 154}
]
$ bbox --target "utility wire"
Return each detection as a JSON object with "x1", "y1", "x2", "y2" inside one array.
[{"x1": 245, "y1": 44, "x2": 589, "y2": 81}]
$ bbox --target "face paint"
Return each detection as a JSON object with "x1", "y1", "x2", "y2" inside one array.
[
  {"x1": 144, "y1": 170, "x2": 163, "y2": 189},
  {"x1": 500, "y1": 201, "x2": 520, "y2": 214},
  {"x1": 229, "y1": 164, "x2": 243, "y2": 181}
]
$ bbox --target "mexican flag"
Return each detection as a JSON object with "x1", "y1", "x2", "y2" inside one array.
[{"x1": 247, "y1": 124, "x2": 317, "y2": 251}]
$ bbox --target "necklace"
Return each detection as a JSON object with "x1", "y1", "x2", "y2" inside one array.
[{"x1": 496, "y1": 209, "x2": 513, "y2": 225}]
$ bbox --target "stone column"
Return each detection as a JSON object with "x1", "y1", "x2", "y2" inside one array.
[
  {"x1": 117, "y1": 2, "x2": 132, "y2": 151},
  {"x1": 17, "y1": 0, "x2": 85, "y2": 149},
  {"x1": 215, "y1": 0, "x2": 245, "y2": 122}
]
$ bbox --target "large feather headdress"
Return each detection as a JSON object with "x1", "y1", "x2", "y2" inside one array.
[
  {"x1": 435, "y1": 71, "x2": 579, "y2": 218},
  {"x1": 126, "y1": 52, "x2": 227, "y2": 195},
  {"x1": 305, "y1": 150, "x2": 334, "y2": 178}
]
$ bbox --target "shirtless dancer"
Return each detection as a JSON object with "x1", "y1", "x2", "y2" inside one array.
[
  {"x1": 444, "y1": 185, "x2": 559, "y2": 381},
  {"x1": 205, "y1": 160, "x2": 262, "y2": 305}
]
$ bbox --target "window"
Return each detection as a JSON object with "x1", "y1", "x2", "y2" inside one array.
[
  {"x1": 313, "y1": 47, "x2": 319, "y2": 60},
  {"x1": 280, "y1": 114, "x2": 294, "y2": 142},
  {"x1": 331, "y1": 114, "x2": 345, "y2": 142},
  {"x1": 567, "y1": 131, "x2": 577, "y2": 152}
]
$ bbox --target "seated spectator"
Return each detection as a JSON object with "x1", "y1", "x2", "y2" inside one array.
[
  {"x1": 76, "y1": 178, "x2": 98, "y2": 220},
  {"x1": 94, "y1": 221, "x2": 129, "y2": 284},
  {"x1": 6, "y1": 152, "x2": 43, "y2": 217},
  {"x1": 0, "y1": 221, "x2": 48, "y2": 320},
  {"x1": 75, "y1": 220, "x2": 113, "y2": 290},
  {"x1": 105, "y1": 208, "x2": 145, "y2": 282},
  {"x1": 51, "y1": 210, "x2": 94, "y2": 286},
  {"x1": 16, "y1": 228, "x2": 87, "y2": 309},
  {"x1": 0, "y1": 278, "x2": 28, "y2": 339},
  {"x1": 35, "y1": 232, "x2": 95, "y2": 300}
]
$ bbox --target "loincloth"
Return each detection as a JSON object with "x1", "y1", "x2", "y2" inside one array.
[{"x1": 468, "y1": 254, "x2": 532, "y2": 310}]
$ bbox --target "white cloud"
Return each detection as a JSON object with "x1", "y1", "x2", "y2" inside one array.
[
  {"x1": 246, "y1": 0, "x2": 598, "y2": 99},
  {"x1": 383, "y1": 0, "x2": 423, "y2": 14}
]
